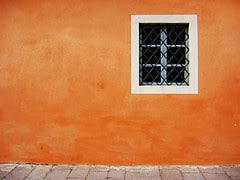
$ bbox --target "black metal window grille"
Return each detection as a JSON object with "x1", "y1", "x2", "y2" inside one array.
[{"x1": 139, "y1": 23, "x2": 189, "y2": 86}]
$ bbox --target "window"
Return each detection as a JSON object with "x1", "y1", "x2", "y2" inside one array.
[{"x1": 131, "y1": 15, "x2": 198, "y2": 94}]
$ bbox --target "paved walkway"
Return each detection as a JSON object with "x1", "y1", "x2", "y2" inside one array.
[{"x1": 0, "y1": 163, "x2": 239, "y2": 180}]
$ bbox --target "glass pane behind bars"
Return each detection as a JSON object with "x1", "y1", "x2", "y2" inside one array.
[
  {"x1": 167, "y1": 47, "x2": 186, "y2": 64},
  {"x1": 139, "y1": 23, "x2": 189, "y2": 85},
  {"x1": 142, "y1": 47, "x2": 161, "y2": 64}
]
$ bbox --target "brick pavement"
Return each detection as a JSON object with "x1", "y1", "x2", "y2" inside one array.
[{"x1": 0, "y1": 163, "x2": 239, "y2": 180}]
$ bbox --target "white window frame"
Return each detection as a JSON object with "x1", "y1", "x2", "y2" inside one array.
[{"x1": 131, "y1": 15, "x2": 198, "y2": 94}]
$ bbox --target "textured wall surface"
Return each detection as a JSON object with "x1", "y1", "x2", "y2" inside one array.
[{"x1": 0, "y1": 0, "x2": 239, "y2": 165}]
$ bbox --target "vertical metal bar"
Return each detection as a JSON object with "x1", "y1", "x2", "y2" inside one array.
[
  {"x1": 185, "y1": 24, "x2": 189, "y2": 85},
  {"x1": 161, "y1": 27, "x2": 167, "y2": 84},
  {"x1": 139, "y1": 24, "x2": 143, "y2": 85}
]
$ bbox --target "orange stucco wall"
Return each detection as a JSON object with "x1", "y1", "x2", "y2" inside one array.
[{"x1": 0, "y1": 0, "x2": 239, "y2": 165}]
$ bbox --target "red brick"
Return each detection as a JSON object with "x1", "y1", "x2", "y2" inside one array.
[
  {"x1": 183, "y1": 173, "x2": 205, "y2": 180},
  {"x1": 160, "y1": 168, "x2": 182, "y2": 180},
  {"x1": 3, "y1": 164, "x2": 35, "y2": 180},
  {"x1": 223, "y1": 166, "x2": 240, "y2": 177},
  {"x1": 68, "y1": 165, "x2": 90, "y2": 178},
  {"x1": 202, "y1": 173, "x2": 231, "y2": 180}
]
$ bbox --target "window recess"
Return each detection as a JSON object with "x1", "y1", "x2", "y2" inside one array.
[
  {"x1": 139, "y1": 23, "x2": 189, "y2": 86},
  {"x1": 131, "y1": 15, "x2": 198, "y2": 94}
]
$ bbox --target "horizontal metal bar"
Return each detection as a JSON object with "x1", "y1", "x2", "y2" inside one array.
[
  {"x1": 166, "y1": 45, "x2": 186, "y2": 47},
  {"x1": 142, "y1": 45, "x2": 161, "y2": 47},
  {"x1": 141, "y1": 82, "x2": 188, "y2": 86},
  {"x1": 167, "y1": 64, "x2": 186, "y2": 67},
  {"x1": 143, "y1": 64, "x2": 186, "y2": 67},
  {"x1": 143, "y1": 64, "x2": 161, "y2": 67},
  {"x1": 141, "y1": 44, "x2": 186, "y2": 48}
]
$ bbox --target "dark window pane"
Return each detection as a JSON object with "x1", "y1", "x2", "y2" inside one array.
[
  {"x1": 167, "y1": 67, "x2": 185, "y2": 83},
  {"x1": 167, "y1": 47, "x2": 186, "y2": 64},
  {"x1": 140, "y1": 24, "x2": 160, "y2": 45},
  {"x1": 167, "y1": 26, "x2": 186, "y2": 45},
  {"x1": 142, "y1": 67, "x2": 161, "y2": 83},
  {"x1": 142, "y1": 47, "x2": 161, "y2": 64},
  {"x1": 139, "y1": 23, "x2": 189, "y2": 86}
]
